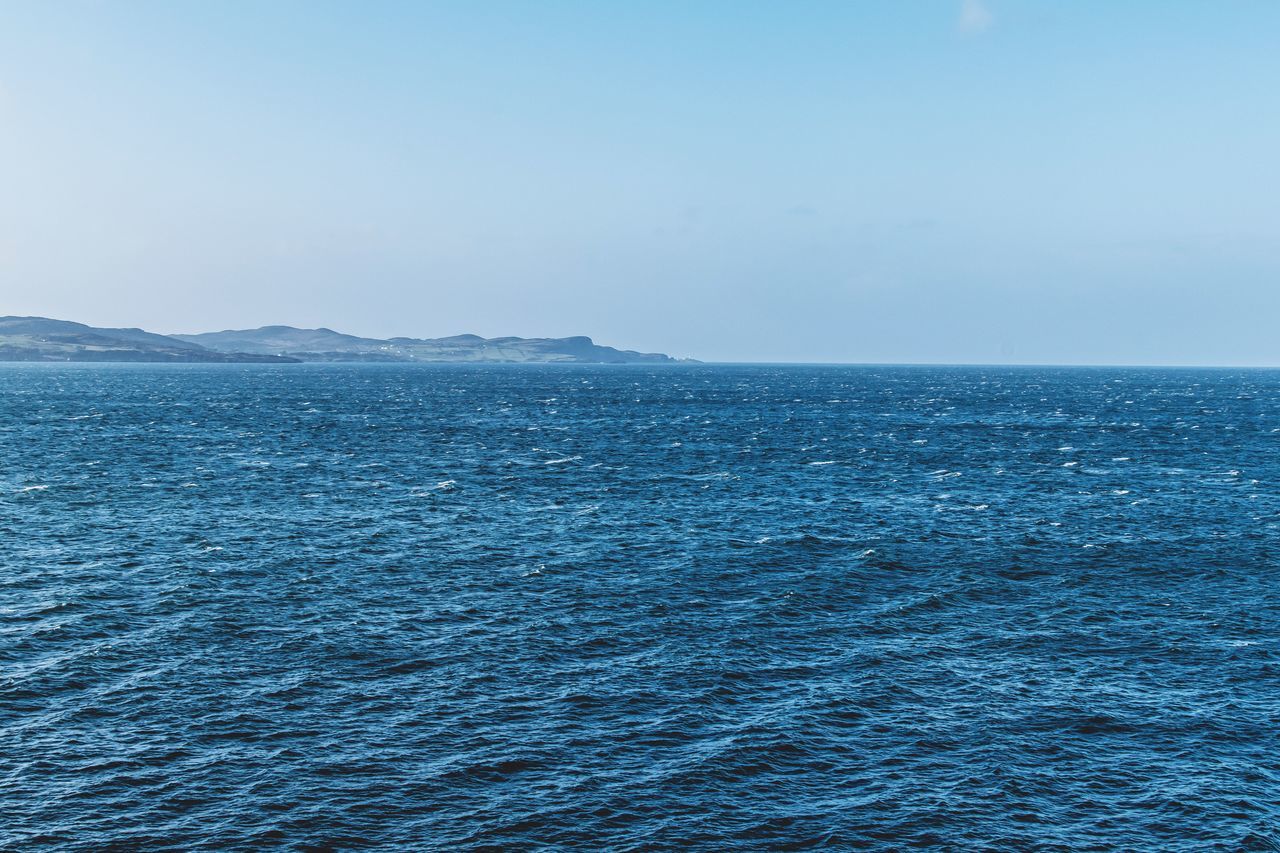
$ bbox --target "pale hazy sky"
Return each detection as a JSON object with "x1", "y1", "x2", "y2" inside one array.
[{"x1": 2, "y1": 1, "x2": 1279, "y2": 363}]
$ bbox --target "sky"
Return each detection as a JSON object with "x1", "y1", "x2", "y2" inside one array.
[{"x1": 1, "y1": 0, "x2": 1278, "y2": 364}]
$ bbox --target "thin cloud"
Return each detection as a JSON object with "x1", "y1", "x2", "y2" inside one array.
[{"x1": 958, "y1": 0, "x2": 994, "y2": 35}]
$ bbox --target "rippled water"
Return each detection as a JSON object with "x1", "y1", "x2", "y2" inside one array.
[{"x1": 3, "y1": 364, "x2": 1279, "y2": 850}]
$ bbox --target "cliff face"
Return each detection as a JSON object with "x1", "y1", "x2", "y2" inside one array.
[{"x1": 0, "y1": 317, "x2": 298, "y2": 363}]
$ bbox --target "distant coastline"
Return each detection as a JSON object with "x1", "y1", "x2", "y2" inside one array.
[{"x1": 0, "y1": 317, "x2": 693, "y2": 365}]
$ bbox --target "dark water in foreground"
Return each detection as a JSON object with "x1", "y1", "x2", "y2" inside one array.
[{"x1": 3, "y1": 364, "x2": 1279, "y2": 850}]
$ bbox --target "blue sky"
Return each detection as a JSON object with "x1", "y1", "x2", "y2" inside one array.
[{"x1": 2, "y1": 1, "x2": 1278, "y2": 363}]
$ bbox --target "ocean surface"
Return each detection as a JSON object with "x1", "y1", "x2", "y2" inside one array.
[{"x1": 3, "y1": 363, "x2": 1279, "y2": 850}]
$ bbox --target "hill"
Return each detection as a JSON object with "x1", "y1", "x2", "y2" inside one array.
[
  {"x1": 173, "y1": 326, "x2": 684, "y2": 363},
  {"x1": 0, "y1": 317, "x2": 298, "y2": 363}
]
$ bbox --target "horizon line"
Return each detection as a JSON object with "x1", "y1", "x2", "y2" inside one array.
[{"x1": 7, "y1": 315, "x2": 1280, "y2": 369}]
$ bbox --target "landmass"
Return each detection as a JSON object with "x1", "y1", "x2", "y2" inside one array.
[
  {"x1": 0, "y1": 316, "x2": 691, "y2": 364},
  {"x1": 173, "y1": 326, "x2": 684, "y2": 363},
  {"x1": 0, "y1": 317, "x2": 298, "y2": 363}
]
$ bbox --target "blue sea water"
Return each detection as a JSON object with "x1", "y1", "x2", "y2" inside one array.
[{"x1": 2, "y1": 363, "x2": 1279, "y2": 850}]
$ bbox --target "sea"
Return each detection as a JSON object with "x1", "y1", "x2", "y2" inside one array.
[{"x1": 3, "y1": 363, "x2": 1278, "y2": 850}]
